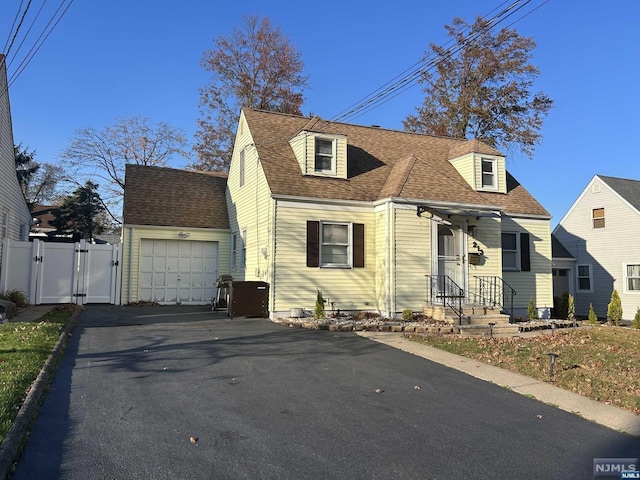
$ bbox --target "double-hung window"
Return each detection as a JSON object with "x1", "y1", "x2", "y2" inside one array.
[
  {"x1": 481, "y1": 158, "x2": 496, "y2": 189},
  {"x1": 239, "y1": 149, "x2": 245, "y2": 187},
  {"x1": 501, "y1": 232, "x2": 531, "y2": 272},
  {"x1": 592, "y1": 208, "x2": 605, "y2": 228},
  {"x1": 314, "y1": 138, "x2": 335, "y2": 174},
  {"x1": 231, "y1": 233, "x2": 238, "y2": 270},
  {"x1": 626, "y1": 264, "x2": 640, "y2": 292},
  {"x1": 577, "y1": 264, "x2": 592, "y2": 292},
  {"x1": 306, "y1": 221, "x2": 365, "y2": 268},
  {"x1": 241, "y1": 229, "x2": 247, "y2": 269},
  {"x1": 501, "y1": 233, "x2": 518, "y2": 270},
  {"x1": 321, "y1": 223, "x2": 349, "y2": 266}
]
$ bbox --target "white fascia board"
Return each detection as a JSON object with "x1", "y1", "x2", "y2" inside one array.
[
  {"x1": 552, "y1": 174, "x2": 600, "y2": 234},
  {"x1": 122, "y1": 224, "x2": 231, "y2": 233},
  {"x1": 272, "y1": 194, "x2": 374, "y2": 212}
]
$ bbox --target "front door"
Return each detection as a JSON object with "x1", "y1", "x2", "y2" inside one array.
[{"x1": 437, "y1": 225, "x2": 465, "y2": 296}]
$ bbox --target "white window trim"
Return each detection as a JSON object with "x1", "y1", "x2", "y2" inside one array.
[
  {"x1": 623, "y1": 262, "x2": 640, "y2": 294},
  {"x1": 241, "y1": 229, "x2": 247, "y2": 269},
  {"x1": 576, "y1": 263, "x2": 593, "y2": 293},
  {"x1": 231, "y1": 233, "x2": 238, "y2": 270},
  {"x1": 239, "y1": 149, "x2": 246, "y2": 187},
  {"x1": 480, "y1": 157, "x2": 497, "y2": 190},
  {"x1": 320, "y1": 221, "x2": 352, "y2": 268},
  {"x1": 501, "y1": 231, "x2": 519, "y2": 272},
  {"x1": 314, "y1": 137, "x2": 336, "y2": 175},
  {"x1": 592, "y1": 207, "x2": 605, "y2": 229}
]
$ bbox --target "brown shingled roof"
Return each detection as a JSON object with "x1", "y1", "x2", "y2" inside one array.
[
  {"x1": 123, "y1": 165, "x2": 229, "y2": 229},
  {"x1": 244, "y1": 108, "x2": 549, "y2": 217}
]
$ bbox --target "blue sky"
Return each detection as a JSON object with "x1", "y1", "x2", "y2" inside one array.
[{"x1": 2, "y1": 0, "x2": 639, "y2": 227}]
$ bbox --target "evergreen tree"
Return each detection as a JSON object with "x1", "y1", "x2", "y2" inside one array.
[
  {"x1": 50, "y1": 181, "x2": 107, "y2": 241},
  {"x1": 607, "y1": 290, "x2": 623, "y2": 326}
]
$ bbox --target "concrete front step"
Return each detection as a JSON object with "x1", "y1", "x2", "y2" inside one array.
[{"x1": 458, "y1": 323, "x2": 520, "y2": 337}]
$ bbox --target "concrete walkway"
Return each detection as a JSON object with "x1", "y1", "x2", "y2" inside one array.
[{"x1": 357, "y1": 331, "x2": 640, "y2": 437}]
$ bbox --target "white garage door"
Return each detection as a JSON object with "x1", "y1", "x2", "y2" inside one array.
[{"x1": 139, "y1": 240, "x2": 218, "y2": 305}]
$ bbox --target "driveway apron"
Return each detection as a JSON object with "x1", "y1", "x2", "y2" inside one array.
[{"x1": 13, "y1": 305, "x2": 640, "y2": 479}]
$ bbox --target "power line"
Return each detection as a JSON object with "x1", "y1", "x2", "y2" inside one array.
[{"x1": 330, "y1": 0, "x2": 541, "y2": 124}]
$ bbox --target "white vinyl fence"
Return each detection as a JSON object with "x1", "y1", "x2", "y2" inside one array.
[{"x1": 0, "y1": 239, "x2": 121, "y2": 305}]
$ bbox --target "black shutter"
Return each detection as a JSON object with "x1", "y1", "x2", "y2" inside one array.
[
  {"x1": 520, "y1": 233, "x2": 530, "y2": 272},
  {"x1": 353, "y1": 223, "x2": 365, "y2": 268},
  {"x1": 307, "y1": 221, "x2": 319, "y2": 267}
]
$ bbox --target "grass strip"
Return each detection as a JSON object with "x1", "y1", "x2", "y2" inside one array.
[
  {"x1": 408, "y1": 326, "x2": 640, "y2": 414},
  {"x1": 0, "y1": 308, "x2": 72, "y2": 443}
]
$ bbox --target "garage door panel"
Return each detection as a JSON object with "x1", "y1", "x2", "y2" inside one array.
[{"x1": 139, "y1": 239, "x2": 218, "y2": 305}]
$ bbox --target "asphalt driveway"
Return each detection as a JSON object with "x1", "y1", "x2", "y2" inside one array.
[{"x1": 13, "y1": 305, "x2": 640, "y2": 479}]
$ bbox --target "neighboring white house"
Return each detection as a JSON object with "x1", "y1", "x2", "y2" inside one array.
[
  {"x1": 553, "y1": 175, "x2": 640, "y2": 320},
  {"x1": 0, "y1": 54, "x2": 31, "y2": 289}
]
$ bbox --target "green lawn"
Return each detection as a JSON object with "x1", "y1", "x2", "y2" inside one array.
[
  {"x1": 408, "y1": 326, "x2": 640, "y2": 414},
  {"x1": 0, "y1": 307, "x2": 73, "y2": 442}
]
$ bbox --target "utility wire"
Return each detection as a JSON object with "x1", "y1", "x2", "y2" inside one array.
[
  {"x1": 2, "y1": 0, "x2": 26, "y2": 54},
  {"x1": 8, "y1": 0, "x2": 75, "y2": 86},
  {"x1": 330, "y1": 0, "x2": 537, "y2": 124},
  {"x1": 4, "y1": 0, "x2": 33, "y2": 59}
]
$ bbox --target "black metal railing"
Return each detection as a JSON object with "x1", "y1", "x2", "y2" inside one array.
[
  {"x1": 472, "y1": 276, "x2": 516, "y2": 323},
  {"x1": 425, "y1": 275, "x2": 465, "y2": 325}
]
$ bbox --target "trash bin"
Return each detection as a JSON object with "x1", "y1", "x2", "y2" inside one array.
[{"x1": 228, "y1": 281, "x2": 269, "y2": 318}]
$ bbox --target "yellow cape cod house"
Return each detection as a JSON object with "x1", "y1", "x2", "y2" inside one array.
[{"x1": 122, "y1": 108, "x2": 553, "y2": 321}]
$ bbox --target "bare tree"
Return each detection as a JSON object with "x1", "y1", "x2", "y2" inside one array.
[
  {"x1": 59, "y1": 115, "x2": 189, "y2": 220},
  {"x1": 193, "y1": 15, "x2": 308, "y2": 171},
  {"x1": 404, "y1": 16, "x2": 553, "y2": 158}
]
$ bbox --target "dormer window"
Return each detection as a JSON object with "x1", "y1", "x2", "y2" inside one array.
[
  {"x1": 314, "y1": 138, "x2": 335, "y2": 174},
  {"x1": 481, "y1": 158, "x2": 496, "y2": 189}
]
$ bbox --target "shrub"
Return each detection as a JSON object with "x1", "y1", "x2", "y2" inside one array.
[
  {"x1": 607, "y1": 290, "x2": 623, "y2": 326},
  {"x1": 527, "y1": 297, "x2": 538, "y2": 320},
  {"x1": 588, "y1": 303, "x2": 599, "y2": 325},
  {"x1": 559, "y1": 291, "x2": 569, "y2": 319},
  {"x1": 314, "y1": 289, "x2": 325, "y2": 320},
  {"x1": 0, "y1": 289, "x2": 28, "y2": 308},
  {"x1": 633, "y1": 307, "x2": 640, "y2": 329},
  {"x1": 568, "y1": 295, "x2": 575, "y2": 323},
  {"x1": 402, "y1": 309, "x2": 413, "y2": 321}
]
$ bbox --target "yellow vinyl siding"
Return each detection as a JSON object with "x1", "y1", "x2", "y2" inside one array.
[
  {"x1": 393, "y1": 206, "x2": 431, "y2": 312},
  {"x1": 120, "y1": 226, "x2": 231, "y2": 304},
  {"x1": 467, "y1": 216, "x2": 502, "y2": 279},
  {"x1": 226, "y1": 111, "x2": 274, "y2": 285},
  {"x1": 502, "y1": 216, "x2": 553, "y2": 312},
  {"x1": 449, "y1": 154, "x2": 474, "y2": 188},
  {"x1": 273, "y1": 204, "x2": 374, "y2": 313},
  {"x1": 289, "y1": 131, "x2": 307, "y2": 174},
  {"x1": 289, "y1": 132, "x2": 348, "y2": 179}
]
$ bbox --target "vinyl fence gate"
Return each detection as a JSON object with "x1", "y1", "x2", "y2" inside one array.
[{"x1": 0, "y1": 238, "x2": 122, "y2": 305}]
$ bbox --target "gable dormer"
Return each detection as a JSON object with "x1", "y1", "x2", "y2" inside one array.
[
  {"x1": 289, "y1": 127, "x2": 348, "y2": 179},
  {"x1": 448, "y1": 139, "x2": 507, "y2": 194}
]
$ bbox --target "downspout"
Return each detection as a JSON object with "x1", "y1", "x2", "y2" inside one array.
[
  {"x1": 385, "y1": 201, "x2": 391, "y2": 316},
  {"x1": 128, "y1": 227, "x2": 134, "y2": 303},
  {"x1": 270, "y1": 197, "x2": 276, "y2": 318}
]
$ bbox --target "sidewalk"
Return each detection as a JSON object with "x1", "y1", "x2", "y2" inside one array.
[
  {"x1": 9, "y1": 305, "x2": 58, "y2": 322},
  {"x1": 356, "y1": 331, "x2": 640, "y2": 437}
]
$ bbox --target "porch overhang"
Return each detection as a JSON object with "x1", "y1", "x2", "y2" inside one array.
[{"x1": 416, "y1": 205, "x2": 501, "y2": 220}]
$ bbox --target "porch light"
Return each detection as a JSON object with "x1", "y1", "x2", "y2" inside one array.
[
  {"x1": 178, "y1": 232, "x2": 190, "y2": 238},
  {"x1": 547, "y1": 352, "x2": 559, "y2": 380},
  {"x1": 467, "y1": 225, "x2": 478, "y2": 237}
]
